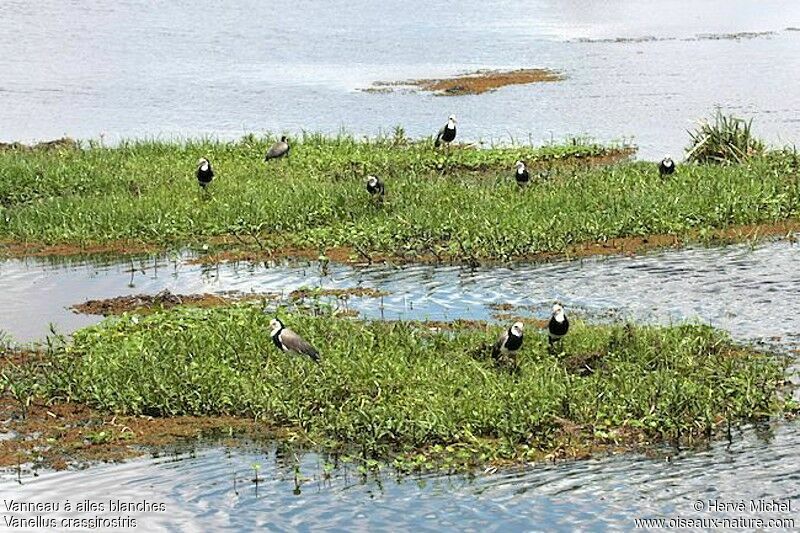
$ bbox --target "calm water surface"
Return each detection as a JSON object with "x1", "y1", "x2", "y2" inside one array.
[{"x1": 2, "y1": 1, "x2": 800, "y2": 158}]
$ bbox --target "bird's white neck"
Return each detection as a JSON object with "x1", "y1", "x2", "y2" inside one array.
[
  {"x1": 554, "y1": 311, "x2": 565, "y2": 322},
  {"x1": 447, "y1": 120, "x2": 455, "y2": 129},
  {"x1": 200, "y1": 162, "x2": 209, "y2": 171},
  {"x1": 270, "y1": 325, "x2": 282, "y2": 337}
]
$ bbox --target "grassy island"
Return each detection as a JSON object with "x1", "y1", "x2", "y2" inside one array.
[
  {"x1": 1, "y1": 133, "x2": 798, "y2": 264},
  {"x1": 1, "y1": 304, "x2": 794, "y2": 471}
]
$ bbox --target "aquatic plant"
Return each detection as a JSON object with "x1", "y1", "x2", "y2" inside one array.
[
  {"x1": 28, "y1": 305, "x2": 793, "y2": 469},
  {"x1": 686, "y1": 109, "x2": 765, "y2": 164}
]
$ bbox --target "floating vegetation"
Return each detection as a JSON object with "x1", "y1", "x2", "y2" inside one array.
[
  {"x1": 71, "y1": 289, "x2": 277, "y2": 316},
  {"x1": 2, "y1": 306, "x2": 795, "y2": 471},
  {"x1": 0, "y1": 137, "x2": 79, "y2": 152},
  {"x1": 366, "y1": 68, "x2": 565, "y2": 96},
  {"x1": 287, "y1": 287, "x2": 388, "y2": 300},
  {"x1": 573, "y1": 30, "x2": 778, "y2": 44}
]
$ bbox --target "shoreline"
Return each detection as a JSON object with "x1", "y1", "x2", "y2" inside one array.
[{"x1": 1, "y1": 218, "x2": 798, "y2": 266}]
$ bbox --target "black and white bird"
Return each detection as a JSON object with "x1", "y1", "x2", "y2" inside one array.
[
  {"x1": 658, "y1": 156, "x2": 675, "y2": 176},
  {"x1": 264, "y1": 136, "x2": 290, "y2": 161},
  {"x1": 434, "y1": 115, "x2": 457, "y2": 148},
  {"x1": 365, "y1": 175, "x2": 385, "y2": 199},
  {"x1": 269, "y1": 318, "x2": 320, "y2": 363},
  {"x1": 514, "y1": 160, "x2": 530, "y2": 187},
  {"x1": 548, "y1": 304, "x2": 569, "y2": 347},
  {"x1": 492, "y1": 321, "x2": 524, "y2": 360},
  {"x1": 196, "y1": 158, "x2": 214, "y2": 189}
]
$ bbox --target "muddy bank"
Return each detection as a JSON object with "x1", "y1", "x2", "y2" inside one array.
[
  {"x1": 0, "y1": 351, "x2": 266, "y2": 470},
  {"x1": 365, "y1": 68, "x2": 564, "y2": 96},
  {"x1": 192, "y1": 219, "x2": 800, "y2": 267},
  {"x1": 1, "y1": 219, "x2": 798, "y2": 268},
  {"x1": 0, "y1": 396, "x2": 275, "y2": 471},
  {"x1": 0, "y1": 240, "x2": 160, "y2": 259}
]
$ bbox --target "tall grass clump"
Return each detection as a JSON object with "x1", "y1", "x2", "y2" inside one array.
[
  {"x1": 36, "y1": 305, "x2": 793, "y2": 468},
  {"x1": 686, "y1": 109, "x2": 765, "y2": 164}
]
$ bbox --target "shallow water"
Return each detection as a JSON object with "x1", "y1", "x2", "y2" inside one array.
[
  {"x1": 2, "y1": 422, "x2": 798, "y2": 531},
  {"x1": 2, "y1": 1, "x2": 800, "y2": 158},
  {"x1": 1, "y1": 239, "x2": 798, "y2": 348}
]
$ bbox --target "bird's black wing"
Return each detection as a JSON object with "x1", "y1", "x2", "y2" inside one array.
[{"x1": 434, "y1": 125, "x2": 446, "y2": 147}]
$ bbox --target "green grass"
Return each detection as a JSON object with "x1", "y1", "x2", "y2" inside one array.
[
  {"x1": 10, "y1": 304, "x2": 794, "y2": 470},
  {"x1": 0, "y1": 132, "x2": 798, "y2": 263}
]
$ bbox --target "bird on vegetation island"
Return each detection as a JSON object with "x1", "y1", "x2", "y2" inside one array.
[
  {"x1": 514, "y1": 160, "x2": 530, "y2": 187},
  {"x1": 659, "y1": 156, "x2": 675, "y2": 176},
  {"x1": 366, "y1": 175, "x2": 385, "y2": 199},
  {"x1": 269, "y1": 318, "x2": 320, "y2": 363},
  {"x1": 196, "y1": 158, "x2": 214, "y2": 189},
  {"x1": 492, "y1": 321, "x2": 524, "y2": 361},
  {"x1": 548, "y1": 304, "x2": 569, "y2": 348},
  {"x1": 264, "y1": 135, "x2": 290, "y2": 161},
  {"x1": 434, "y1": 115, "x2": 457, "y2": 148}
]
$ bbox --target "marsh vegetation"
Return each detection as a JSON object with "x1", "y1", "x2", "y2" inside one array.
[
  {"x1": 2, "y1": 304, "x2": 795, "y2": 471},
  {"x1": 0, "y1": 130, "x2": 798, "y2": 264}
]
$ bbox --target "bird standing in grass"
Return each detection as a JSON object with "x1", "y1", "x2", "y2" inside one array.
[
  {"x1": 492, "y1": 321, "x2": 524, "y2": 362},
  {"x1": 659, "y1": 156, "x2": 675, "y2": 176},
  {"x1": 269, "y1": 318, "x2": 320, "y2": 363},
  {"x1": 434, "y1": 115, "x2": 457, "y2": 148},
  {"x1": 514, "y1": 160, "x2": 530, "y2": 187},
  {"x1": 366, "y1": 175, "x2": 385, "y2": 200},
  {"x1": 548, "y1": 304, "x2": 569, "y2": 349},
  {"x1": 196, "y1": 158, "x2": 214, "y2": 189},
  {"x1": 264, "y1": 135, "x2": 290, "y2": 161}
]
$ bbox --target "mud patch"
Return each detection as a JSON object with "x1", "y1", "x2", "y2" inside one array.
[
  {"x1": 365, "y1": 68, "x2": 565, "y2": 96},
  {"x1": 71, "y1": 289, "x2": 276, "y2": 316}
]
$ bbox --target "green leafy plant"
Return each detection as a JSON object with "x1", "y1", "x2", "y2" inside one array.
[{"x1": 686, "y1": 109, "x2": 765, "y2": 164}]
